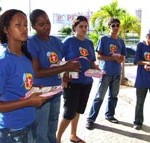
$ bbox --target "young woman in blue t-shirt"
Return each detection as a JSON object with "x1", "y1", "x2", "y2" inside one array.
[
  {"x1": 0, "y1": 9, "x2": 50, "y2": 143},
  {"x1": 56, "y1": 15, "x2": 98, "y2": 143},
  {"x1": 28, "y1": 9, "x2": 80, "y2": 143},
  {"x1": 133, "y1": 32, "x2": 150, "y2": 130}
]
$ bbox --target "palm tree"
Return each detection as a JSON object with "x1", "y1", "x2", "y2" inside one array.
[
  {"x1": 90, "y1": 0, "x2": 126, "y2": 34},
  {"x1": 119, "y1": 13, "x2": 140, "y2": 85},
  {"x1": 89, "y1": 0, "x2": 141, "y2": 85},
  {"x1": 120, "y1": 13, "x2": 141, "y2": 39},
  {"x1": 58, "y1": 26, "x2": 72, "y2": 36}
]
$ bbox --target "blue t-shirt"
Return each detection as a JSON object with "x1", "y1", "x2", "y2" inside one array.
[
  {"x1": 62, "y1": 36, "x2": 96, "y2": 84},
  {"x1": 134, "y1": 42, "x2": 150, "y2": 88},
  {"x1": 96, "y1": 35, "x2": 126, "y2": 75},
  {"x1": 0, "y1": 46, "x2": 35, "y2": 129},
  {"x1": 27, "y1": 35, "x2": 63, "y2": 86}
]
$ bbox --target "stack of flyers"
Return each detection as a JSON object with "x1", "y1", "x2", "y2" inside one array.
[
  {"x1": 24, "y1": 86, "x2": 63, "y2": 99},
  {"x1": 111, "y1": 53, "x2": 121, "y2": 57},
  {"x1": 84, "y1": 69, "x2": 106, "y2": 78}
]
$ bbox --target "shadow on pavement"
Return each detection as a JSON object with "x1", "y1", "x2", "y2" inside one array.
[
  {"x1": 93, "y1": 123, "x2": 150, "y2": 142},
  {"x1": 142, "y1": 125, "x2": 150, "y2": 133},
  {"x1": 119, "y1": 121, "x2": 150, "y2": 132},
  {"x1": 119, "y1": 120, "x2": 133, "y2": 127}
]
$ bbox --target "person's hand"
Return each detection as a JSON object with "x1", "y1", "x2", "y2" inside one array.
[
  {"x1": 146, "y1": 61, "x2": 150, "y2": 65},
  {"x1": 144, "y1": 65, "x2": 150, "y2": 71},
  {"x1": 64, "y1": 60, "x2": 81, "y2": 72},
  {"x1": 93, "y1": 64, "x2": 100, "y2": 70},
  {"x1": 27, "y1": 92, "x2": 49, "y2": 107},
  {"x1": 113, "y1": 55, "x2": 124, "y2": 63}
]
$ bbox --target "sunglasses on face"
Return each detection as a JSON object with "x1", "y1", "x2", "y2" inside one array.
[{"x1": 110, "y1": 24, "x2": 120, "y2": 28}]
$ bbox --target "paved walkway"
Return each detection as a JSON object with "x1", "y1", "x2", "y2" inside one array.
[{"x1": 59, "y1": 65, "x2": 150, "y2": 143}]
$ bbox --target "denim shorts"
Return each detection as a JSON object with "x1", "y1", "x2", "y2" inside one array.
[{"x1": 0, "y1": 122, "x2": 36, "y2": 143}]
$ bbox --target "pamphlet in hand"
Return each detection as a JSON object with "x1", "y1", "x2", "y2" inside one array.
[
  {"x1": 110, "y1": 52, "x2": 121, "y2": 57},
  {"x1": 25, "y1": 86, "x2": 63, "y2": 99},
  {"x1": 84, "y1": 69, "x2": 106, "y2": 78},
  {"x1": 59, "y1": 61, "x2": 79, "y2": 79}
]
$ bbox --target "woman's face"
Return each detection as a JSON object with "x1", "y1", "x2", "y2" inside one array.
[
  {"x1": 32, "y1": 14, "x2": 51, "y2": 40},
  {"x1": 74, "y1": 21, "x2": 88, "y2": 38},
  {"x1": 5, "y1": 12, "x2": 28, "y2": 42}
]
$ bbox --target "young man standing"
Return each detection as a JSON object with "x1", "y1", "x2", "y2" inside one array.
[{"x1": 86, "y1": 18, "x2": 126, "y2": 129}]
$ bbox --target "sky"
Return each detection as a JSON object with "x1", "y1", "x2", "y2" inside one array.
[
  {"x1": 0, "y1": 0, "x2": 147, "y2": 35},
  {"x1": 0, "y1": 0, "x2": 143, "y2": 14}
]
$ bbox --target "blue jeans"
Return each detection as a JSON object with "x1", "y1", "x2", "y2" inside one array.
[
  {"x1": 0, "y1": 122, "x2": 36, "y2": 143},
  {"x1": 87, "y1": 75, "x2": 120, "y2": 122},
  {"x1": 36, "y1": 93, "x2": 61, "y2": 143},
  {"x1": 134, "y1": 88, "x2": 149, "y2": 125}
]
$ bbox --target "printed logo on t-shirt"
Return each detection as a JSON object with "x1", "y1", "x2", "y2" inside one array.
[
  {"x1": 79, "y1": 47, "x2": 89, "y2": 56},
  {"x1": 110, "y1": 44, "x2": 117, "y2": 53},
  {"x1": 144, "y1": 52, "x2": 150, "y2": 61},
  {"x1": 23, "y1": 73, "x2": 33, "y2": 90},
  {"x1": 47, "y1": 51, "x2": 59, "y2": 63}
]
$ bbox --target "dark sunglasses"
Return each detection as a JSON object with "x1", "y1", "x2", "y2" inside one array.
[
  {"x1": 111, "y1": 24, "x2": 120, "y2": 28},
  {"x1": 147, "y1": 34, "x2": 150, "y2": 38}
]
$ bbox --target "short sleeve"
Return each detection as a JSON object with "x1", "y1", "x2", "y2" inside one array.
[
  {"x1": 134, "y1": 42, "x2": 143, "y2": 64},
  {"x1": 0, "y1": 60, "x2": 7, "y2": 96},
  {"x1": 62, "y1": 37, "x2": 70, "y2": 59},
  {"x1": 120, "y1": 39, "x2": 127, "y2": 56},
  {"x1": 96, "y1": 36, "x2": 106, "y2": 53},
  {"x1": 89, "y1": 40, "x2": 96, "y2": 61},
  {"x1": 27, "y1": 38, "x2": 39, "y2": 59}
]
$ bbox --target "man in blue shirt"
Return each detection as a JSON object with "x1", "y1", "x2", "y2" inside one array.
[{"x1": 86, "y1": 18, "x2": 126, "y2": 129}]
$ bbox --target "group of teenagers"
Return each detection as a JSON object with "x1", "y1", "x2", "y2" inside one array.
[{"x1": 0, "y1": 8, "x2": 149, "y2": 143}]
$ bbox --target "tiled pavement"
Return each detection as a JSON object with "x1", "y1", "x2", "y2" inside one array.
[{"x1": 59, "y1": 65, "x2": 150, "y2": 143}]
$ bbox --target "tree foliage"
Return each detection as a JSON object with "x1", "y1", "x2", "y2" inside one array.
[
  {"x1": 58, "y1": 26, "x2": 72, "y2": 36},
  {"x1": 89, "y1": 0, "x2": 141, "y2": 46}
]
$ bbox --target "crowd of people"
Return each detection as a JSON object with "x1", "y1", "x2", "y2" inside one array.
[{"x1": 0, "y1": 8, "x2": 149, "y2": 143}]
